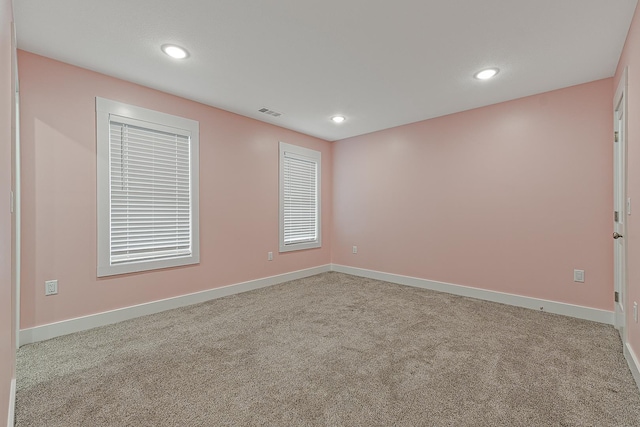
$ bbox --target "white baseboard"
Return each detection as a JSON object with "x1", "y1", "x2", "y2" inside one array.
[
  {"x1": 20, "y1": 264, "x2": 331, "y2": 346},
  {"x1": 331, "y1": 264, "x2": 614, "y2": 325},
  {"x1": 624, "y1": 343, "x2": 640, "y2": 391},
  {"x1": 19, "y1": 263, "x2": 615, "y2": 347},
  {"x1": 7, "y1": 378, "x2": 15, "y2": 427}
]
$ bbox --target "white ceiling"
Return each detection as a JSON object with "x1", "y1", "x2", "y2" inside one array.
[{"x1": 14, "y1": 0, "x2": 638, "y2": 141}]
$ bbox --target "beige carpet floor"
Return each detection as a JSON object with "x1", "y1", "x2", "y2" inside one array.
[{"x1": 15, "y1": 272, "x2": 640, "y2": 426}]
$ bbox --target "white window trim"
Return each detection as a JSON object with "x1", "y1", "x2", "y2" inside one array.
[
  {"x1": 96, "y1": 97, "x2": 200, "y2": 277},
  {"x1": 279, "y1": 141, "x2": 321, "y2": 252}
]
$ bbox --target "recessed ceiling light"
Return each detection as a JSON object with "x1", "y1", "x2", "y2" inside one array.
[
  {"x1": 474, "y1": 68, "x2": 499, "y2": 80},
  {"x1": 161, "y1": 44, "x2": 189, "y2": 59},
  {"x1": 331, "y1": 116, "x2": 346, "y2": 123}
]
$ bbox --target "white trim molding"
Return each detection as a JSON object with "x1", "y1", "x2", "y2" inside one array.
[
  {"x1": 7, "y1": 378, "x2": 15, "y2": 427},
  {"x1": 624, "y1": 343, "x2": 640, "y2": 391},
  {"x1": 331, "y1": 264, "x2": 614, "y2": 325},
  {"x1": 19, "y1": 263, "x2": 616, "y2": 347},
  {"x1": 20, "y1": 265, "x2": 330, "y2": 346}
]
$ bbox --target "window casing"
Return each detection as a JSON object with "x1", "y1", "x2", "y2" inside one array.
[
  {"x1": 96, "y1": 97, "x2": 199, "y2": 277},
  {"x1": 279, "y1": 142, "x2": 321, "y2": 252}
]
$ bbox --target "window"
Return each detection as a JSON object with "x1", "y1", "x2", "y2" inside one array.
[
  {"x1": 279, "y1": 142, "x2": 321, "y2": 252},
  {"x1": 96, "y1": 98, "x2": 199, "y2": 277}
]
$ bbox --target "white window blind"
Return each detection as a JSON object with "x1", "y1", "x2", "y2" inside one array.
[
  {"x1": 109, "y1": 117, "x2": 192, "y2": 264},
  {"x1": 283, "y1": 152, "x2": 317, "y2": 244},
  {"x1": 279, "y1": 142, "x2": 321, "y2": 252},
  {"x1": 97, "y1": 97, "x2": 200, "y2": 277}
]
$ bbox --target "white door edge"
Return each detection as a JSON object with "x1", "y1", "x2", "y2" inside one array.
[{"x1": 613, "y1": 67, "x2": 628, "y2": 340}]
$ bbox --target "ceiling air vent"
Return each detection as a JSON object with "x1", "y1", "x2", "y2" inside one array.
[{"x1": 258, "y1": 107, "x2": 282, "y2": 117}]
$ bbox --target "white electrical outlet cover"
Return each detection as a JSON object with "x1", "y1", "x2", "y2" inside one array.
[{"x1": 45, "y1": 280, "x2": 58, "y2": 295}]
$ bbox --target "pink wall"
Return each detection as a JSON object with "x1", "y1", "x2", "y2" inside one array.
[
  {"x1": 0, "y1": 0, "x2": 15, "y2": 422},
  {"x1": 332, "y1": 79, "x2": 613, "y2": 310},
  {"x1": 614, "y1": 3, "x2": 640, "y2": 358},
  {"x1": 19, "y1": 51, "x2": 332, "y2": 329}
]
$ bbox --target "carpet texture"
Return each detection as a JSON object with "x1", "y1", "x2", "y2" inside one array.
[{"x1": 16, "y1": 272, "x2": 640, "y2": 426}]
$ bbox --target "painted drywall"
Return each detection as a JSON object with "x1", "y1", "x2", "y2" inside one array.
[
  {"x1": 0, "y1": 0, "x2": 15, "y2": 423},
  {"x1": 19, "y1": 51, "x2": 332, "y2": 329},
  {"x1": 614, "y1": 3, "x2": 640, "y2": 360},
  {"x1": 332, "y1": 79, "x2": 613, "y2": 311}
]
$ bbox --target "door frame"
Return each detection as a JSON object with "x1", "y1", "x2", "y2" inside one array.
[
  {"x1": 11, "y1": 21, "x2": 20, "y2": 349},
  {"x1": 613, "y1": 67, "x2": 628, "y2": 337}
]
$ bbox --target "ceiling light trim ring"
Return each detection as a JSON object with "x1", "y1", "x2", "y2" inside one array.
[
  {"x1": 474, "y1": 68, "x2": 500, "y2": 80},
  {"x1": 161, "y1": 44, "x2": 190, "y2": 59}
]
